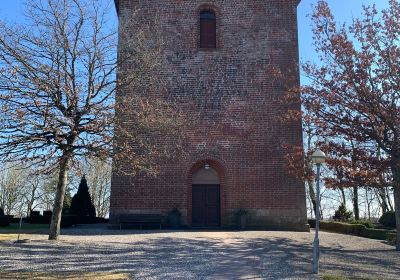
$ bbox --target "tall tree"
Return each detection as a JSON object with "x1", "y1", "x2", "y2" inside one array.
[
  {"x1": 299, "y1": 0, "x2": 400, "y2": 249},
  {"x1": 84, "y1": 158, "x2": 111, "y2": 218},
  {"x1": 21, "y1": 176, "x2": 43, "y2": 217},
  {"x1": 0, "y1": 166, "x2": 25, "y2": 215},
  {"x1": 323, "y1": 140, "x2": 380, "y2": 220},
  {"x1": 0, "y1": 0, "x2": 186, "y2": 240},
  {"x1": 282, "y1": 109, "x2": 320, "y2": 218}
]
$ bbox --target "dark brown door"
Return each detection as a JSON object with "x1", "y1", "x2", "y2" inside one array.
[{"x1": 192, "y1": 184, "x2": 220, "y2": 227}]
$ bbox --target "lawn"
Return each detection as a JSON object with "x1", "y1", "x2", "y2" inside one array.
[
  {"x1": 0, "y1": 223, "x2": 49, "y2": 242},
  {"x1": 0, "y1": 223, "x2": 49, "y2": 234}
]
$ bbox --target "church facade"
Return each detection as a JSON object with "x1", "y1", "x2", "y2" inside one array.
[{"x1": 111, "y1": 0, "x2": 308, "y2": 231}]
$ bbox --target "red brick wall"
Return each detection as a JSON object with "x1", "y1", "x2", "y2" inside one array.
[{"x1": 111, "y1": 0, "x2": 308, "y2": 230}]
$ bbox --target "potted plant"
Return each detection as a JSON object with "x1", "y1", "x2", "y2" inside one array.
[
  {"x1": 235, "y1": 209, "x2": 248, "y2": 230},
  {"x1": 168, "y1": 208, "x2": 181, "y2": 229}
]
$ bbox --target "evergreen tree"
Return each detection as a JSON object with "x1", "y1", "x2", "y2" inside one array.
[
  {"x1": 62, "y1": 189, "x2": 72, "y2": 214},
  {"x1": 70, "y1": 176, "x2": 96, "y2": 217},
  {"x1": 0, "y1": 207, "x2": 4, "y2": 216},
  {"x1": 333, "y1": 203, "x2": 353, "y2": 222}
]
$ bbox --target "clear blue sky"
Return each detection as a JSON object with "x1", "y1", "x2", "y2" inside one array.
[
  {"x1": 0, "y1": 0, "x2": 389, "y2": 71},
  {"x1": 298, "y1": 0, "x2": 388, "y2": 62}
]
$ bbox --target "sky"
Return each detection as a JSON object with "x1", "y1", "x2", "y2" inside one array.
[
  {"x1": 298, "y1": 0, "x2": 389, "y2": 62},
  {"x1": 0, "y1": 0, "x2": 389, "y2": 66}
]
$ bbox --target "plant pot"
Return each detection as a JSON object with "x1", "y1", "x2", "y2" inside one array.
[
  {"x1": 168, "y1": 214, "x2": 181, "y2": 229},
  {"x1": 237, "y1": 214, "x2": 247, "y2": 230}
]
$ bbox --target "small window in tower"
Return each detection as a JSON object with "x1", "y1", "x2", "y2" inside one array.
[{"x1": 200, "y1": 10, "x2": 216, "y2": 49}]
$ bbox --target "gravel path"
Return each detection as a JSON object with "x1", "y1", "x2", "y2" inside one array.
[{"x1": 1, "y1": 226, "x2": 399, "y2": 279}]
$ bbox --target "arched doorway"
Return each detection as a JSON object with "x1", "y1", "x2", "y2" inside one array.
[{"x1": 192, "y1": 166, "x2": 221, "y2": 227}]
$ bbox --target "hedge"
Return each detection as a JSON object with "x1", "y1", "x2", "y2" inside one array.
[
  {"x1": 0, "y1": 215, "x2": 13, "y2": 227},
  {"x1": 30, "y1": 215, "x2": 52, "y2": 224},
  {"x1": 360, "y1": 227, "x2": 392, "y2": 240},
  {"x1": 30, "y1": 215, "x2": 108, "y2": 227},
  {"x1": 308, "y1": 219, "x2": 396, "y2": 242},
  {"x1": 379, "y1": 211, "x2": 396, "y2": 228}
]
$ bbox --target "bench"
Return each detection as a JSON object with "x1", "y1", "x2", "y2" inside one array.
[{"x1": 118, "y1": 214, "x2": 163, "y2": 230}]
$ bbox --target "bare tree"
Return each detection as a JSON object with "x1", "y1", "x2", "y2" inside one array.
[
  {"x1": 21, "y1": 175, "x2": 42, "y2": 217},
  {"x1": 40, "y1": 176, "x2": 58, "y2": 211},
  {"x1": 83, "y1": 158, "x2": 111, "y2": 218},
  {"x1": 0, "y1": 166, "x2": 25, "y2": 215},
  {"x1": 0, "y1": 0, "x2": 186, "y2": 240},
  {"x1": 298, "y1": 1, "x2": 400, "y2": 249}
]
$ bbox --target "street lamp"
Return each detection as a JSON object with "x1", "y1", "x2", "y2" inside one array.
[{"x1": 311, "y1": 148, "x2": 326, "y2": 274}]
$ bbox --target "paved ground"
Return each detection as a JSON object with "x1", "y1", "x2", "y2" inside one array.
[{"x1": 1, "y1": 226, "x2": 399, "y2": 279}]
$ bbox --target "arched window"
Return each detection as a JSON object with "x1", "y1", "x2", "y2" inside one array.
[{"x1": 200, "y1": 10, "x2": 216, "y2": 48}]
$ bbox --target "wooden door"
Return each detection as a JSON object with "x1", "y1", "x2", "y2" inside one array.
[{"x1": 192, "y1": 184, "x2": 220, "y2": 227}]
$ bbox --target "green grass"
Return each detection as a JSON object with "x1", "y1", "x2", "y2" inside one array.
[{"x1": 0, "y1": 223, "x2": 49, "y2": 234}]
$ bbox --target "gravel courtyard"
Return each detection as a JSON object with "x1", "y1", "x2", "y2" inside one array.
[{"x1": 1, "y1": 227, "x2": 399, "y2": 279}]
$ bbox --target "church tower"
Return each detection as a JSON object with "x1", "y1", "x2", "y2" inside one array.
[{"x1": 111, "y1": 0, "x2": 308, "y2": 231}]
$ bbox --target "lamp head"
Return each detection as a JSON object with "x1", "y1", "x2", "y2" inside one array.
[{"x1": 312, "y1": 149, "x2": 326, "y2": 165}]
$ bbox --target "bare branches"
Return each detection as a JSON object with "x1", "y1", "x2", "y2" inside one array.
[{"x1": 0, "y1": 0, "x2": 188, "y2": 239}]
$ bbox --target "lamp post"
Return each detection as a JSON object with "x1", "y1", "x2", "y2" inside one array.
[{"x1": 311, "y1": 149, "x2": 326, "y2": 274}]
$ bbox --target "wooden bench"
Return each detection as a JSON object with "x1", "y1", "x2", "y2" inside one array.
[{"x1": 118, "y1": 214, "x2": 163, "y2": 230}]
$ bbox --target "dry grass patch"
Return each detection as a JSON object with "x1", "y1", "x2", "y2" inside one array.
[
  {"x1": 0, "y1": 234, "x2": 17, "y2": 241},
  {"x1": 322, "y1": 275, "x2": 375, "y2": 280},
  {"x1": 0, "y1": 271, "x2": 129, "y2": 280}
]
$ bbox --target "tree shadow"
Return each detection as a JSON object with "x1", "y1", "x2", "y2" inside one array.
[{"x1": 0, "y1": 233, "x2": 399, "y2": 279}]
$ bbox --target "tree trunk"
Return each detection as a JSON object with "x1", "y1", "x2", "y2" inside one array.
[
  {"x1": 48, "y1": 154, "x2": 71, "y2": 240},
  {"x1": 376, "y1": 188, "x2": 389, "y2": 214},
  {"x1": 340, "y1": 187, "x2": 346, "y2": 205},
  {"x1": 386, "y1": 187, "x2": 394, "y2": 212},
  {"x1": 392, "y1": 164, "x2": 400, "y2": 251},
  {"x1": 353, "y1": 186, "x2": 359, "y2": 220},
  {"x1": 366, "y1": 188, "x2": 371, "y2": 220}
]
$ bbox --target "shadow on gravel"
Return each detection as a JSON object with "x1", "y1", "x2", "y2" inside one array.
[{"x1": 1, "y1": 234, "x2": 399, "y2": 279}]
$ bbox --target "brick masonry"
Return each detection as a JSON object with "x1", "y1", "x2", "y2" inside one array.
[{"x1": 111, "y1": 0, "x2": 308, "y2": 231}]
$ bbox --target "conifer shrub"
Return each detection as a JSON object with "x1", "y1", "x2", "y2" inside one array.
[
  {"x1": 333, "y1": 203, "x2": 353, "y2": 222},
  {"x1": 379, "y1": 211, "x2": 396, "y2": 228},
  {"x1": 70, "y1": 176, "x2": 96, "y2": 219},
  {"x1": 62, "y1": 189, "x2": 72, "y2": 214}
]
